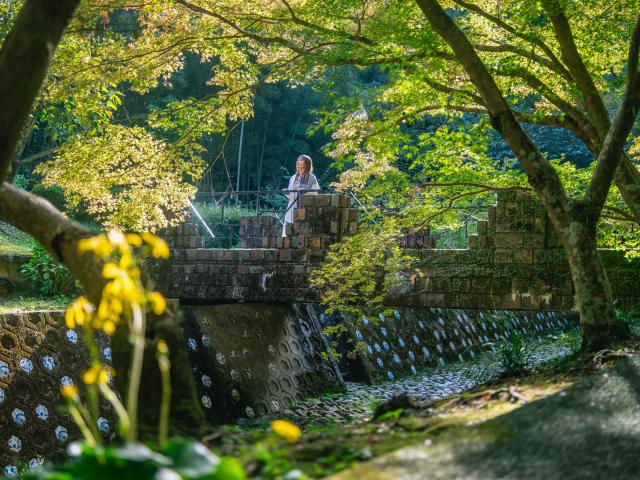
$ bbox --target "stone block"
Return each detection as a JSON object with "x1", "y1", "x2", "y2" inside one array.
[
  {"x1": 291, "y1": 249, "x2": 308, "y2": 262},
  {"x1": 477, "y1": 220, "x2": 488, "y2": 235},
  {"x1": 308, "y1": 236, "x2": 321, "y2": 249},
  {"x1": 490, "y1": 277, "x2": 511, "y2": 294},
  {"x1": 238, "y1": 250, "x2": 252, "y2": 263},
  {"x1": 494, "y1": 249, "x2": 513, "y2": 263},
  {"x1": 420, "y1": 292, "x2": 445, "y2": 307},
  {"x1": 309, "y1": 249, "x2": 327, "y2": 262},
  {"x1": 250, "y1": 250, "x2": 265, "y2": 262},
  {"x1": 299, "y1": 195, "x2": 316, "y2": 207},
  {"x1": 494, "y1": 232, "x2": 523, "y2": 249},
  {"x1": 197, "y1": 249, "x2": 211, "y2": 261},
  {"x1": 521, "y1": 293, "x2": 541, "y2": 310},
  {"x1": 295, "y1": 208, "x2": 306, "y2": 222},
  {"x1": 316, "y1": 194, "x2": 332, "y2": 206},
  {"x1": 512, "y1": 248, "x2": 533, "y2": 264},
  {"x1": 469, "y1": 277, "x2": 490, "y2": 294},
  {"x1": 432, "y1": 277, "x2": 451, "y2": 292},
  {"x1": 278, "y1": 249, "x2": 292, "y2": 262}
]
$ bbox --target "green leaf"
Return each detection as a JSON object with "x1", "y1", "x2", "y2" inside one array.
[
  {"x1": 211, "y1": 458, "x2": 246, "y2": 480},
  {"x1": 110, "y1": 442, "x2": 172, "y2": 466},
  {"x1": 163, "y1": 440, "x2": 221, "y2": 479}
]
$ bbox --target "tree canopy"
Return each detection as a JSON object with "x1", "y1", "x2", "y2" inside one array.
[{"x1": 2, "y1": 0, "x2": 640, "y2": 348}]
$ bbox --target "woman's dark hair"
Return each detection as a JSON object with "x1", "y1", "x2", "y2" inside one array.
[
  {"x1": 296, "y1": 155, "x2": 313, "y2": 184},
  {"x1": 297, "y1": 155, "x2": 313, "y2": 173}
]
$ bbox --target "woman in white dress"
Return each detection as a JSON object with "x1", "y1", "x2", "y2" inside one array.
[{"x1": 282, "y1": 154, "x2": 320, "y2": 236}]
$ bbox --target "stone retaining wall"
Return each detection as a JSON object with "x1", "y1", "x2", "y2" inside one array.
[
  {"x1": 181, "y1": 303, "x2": 344, "y2": 421},
  {"x1": 0, "y1": 311, "x2": 107, "y2": 474},
  {"x1": 0, "y1": 254, "x2": 29, "y2": 296},
  {"x1": 0, "y1": 305, "x2": 344, "y2": 471},
  {"x1": 320, "y1": 307, "x2": 578, "y2": 384}
]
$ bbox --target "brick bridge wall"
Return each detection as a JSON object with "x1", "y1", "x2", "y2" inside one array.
[{"x1": 151, "y1": 192, "x2": 640, "y2": 312}]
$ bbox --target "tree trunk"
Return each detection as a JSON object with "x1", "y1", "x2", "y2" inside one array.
[{"x1": 560, "y1": 220, "x2": 628, "y2": 352}]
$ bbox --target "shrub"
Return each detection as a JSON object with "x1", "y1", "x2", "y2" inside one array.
[
  {"x1": 31, "y1": 183, "x2": 67, "y2": 211},
  {"x1": 20, "y1": 245, "x2": 79, "y2": 296},
  {"x1": 497, "y1": 330, "x2": 530, "y2": 377}
]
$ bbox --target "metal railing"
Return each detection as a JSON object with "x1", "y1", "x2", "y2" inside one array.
[
  {"x1": 190, "y1": 189, "x2": 326, "y2": 247},
  {"x1": 190, "y1": 189, "x2": 494, "y2": 249}
]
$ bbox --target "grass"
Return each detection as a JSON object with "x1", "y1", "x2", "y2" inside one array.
[
  {"x1": 0, "y1": 295, "x2": 71, "y2": 314},
  {"x1": 0, "y1": 221, "x2": 36, "y2": 255}
]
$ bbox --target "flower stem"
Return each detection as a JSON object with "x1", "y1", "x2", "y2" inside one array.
[{"x1": 126, "y1": 303, "x2": 145, "y2": 442}]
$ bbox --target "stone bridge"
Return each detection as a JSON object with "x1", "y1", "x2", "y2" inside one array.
[{"x1": 151, "y1": 191, "x2": 640, "y2": 313}]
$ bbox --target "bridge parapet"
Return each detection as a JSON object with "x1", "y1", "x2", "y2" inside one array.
[{"x1": 152, "y1": 191, "x2": 640, "y2": 312}]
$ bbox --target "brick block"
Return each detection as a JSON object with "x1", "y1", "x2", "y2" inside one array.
[
  {"x1": 299, "y1": 194, "x2": 316, "y2": 207},
  {"x1": 512, "y1": 248, "x2": 533, "y2": 264},
  {"x1": 309, "y1": 249, "x2": 327, "y2": 262},
  {"x1": 316, "y1": 194, "x2": 332, "y2": 206},
  {"x1": 197, "y1": 249, "x2": 212, "y2": 261},
  {"x1": 278, "y1": 249, "x2": 292, "y2": 262},
  {"x1": 495, "y1": 249, "x2": 513, "y2": 263},
  {"x1": 295, "y1": 208, "x2": 306, "y2": 222},
  {"x1": 494, "y1": 232, "x2": 523, "y2": 249}
]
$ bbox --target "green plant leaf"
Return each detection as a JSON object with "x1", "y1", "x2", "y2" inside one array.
[{"x1": 163, "y1": 440, "x2": 222, "y2": 479}]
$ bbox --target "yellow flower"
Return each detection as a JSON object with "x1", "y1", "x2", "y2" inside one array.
[
  {"x1": 78, "y1": 235, "x2": 112, "y2": 258},
  {"x1": 156, "y1": 339, "x2": 169, "y2": 355},
  {"x1": 147, "y1": 291, "x2": 167, "y2": 315},
  {"x1": 271, "y1": 420, "x2": 301, "y2": 443},
  {"x1": 119, "y1": 276, "x2": 140, "y2": 302},
  {"x1": 125, "y1": 233, "x2": 143, "y2": 246},
  {"x1": 119, "y1": 252, "x2": 134, "y2": 269},
  {"x1": 82, "y1": 365, "x2": 113, "y2": 385},
  {"x1": 102, "y1": 320, "x2": 116, "y2": 336},
  {"x1": 105, "y1": 276, "x2": 140, "y2": 304},
  {"x1": 60, "y1": 385, "x2": 79, "y2": 399},
  {"x1": 102, "y1": 262, "x2": 122, "y2": 279},
  {"x1": 65, "y1": 297, "x2": 93, "y2": 329},
  {"x1": 141, "y1": 232, "x2": 170, "y2": 259}
]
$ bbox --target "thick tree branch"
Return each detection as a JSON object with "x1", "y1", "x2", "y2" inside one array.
[
  {"x1": 584, "y1": 14, "x2": 640, "y2": 212},
  {"x1": 16, "y1": 147, "x2": 59, "y2": 167},
  {"x1": 540, "y1": 0, "x2": 610, "y2": 138},
  {"x1": 416, "y1": 0, "x2": 572, "y2": 229},
  {"x1": 540, "y1": 0, "x2": 640, "y2": 224},
  {"x1": 0, "y1": 0, "x2": 80, "y2": 182},
  {"x1": 0, "y1": 183, "x2": 103, "y2": 303}
]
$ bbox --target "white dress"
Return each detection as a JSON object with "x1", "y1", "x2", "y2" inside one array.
[{"x1": 282, "y1": 172, "x2": 320, "y2": 236}]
